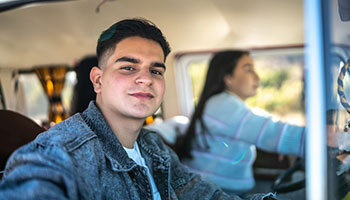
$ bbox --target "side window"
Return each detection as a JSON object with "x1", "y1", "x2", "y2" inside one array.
[
  {"x1": 175, "y1": 53, "x2": 212, "y2": 117},
  {"x1": 175, "y1": 48, "x2": 305, "y2": 125},
  {"x1": 19, "y1": 73, "x2": 49, "y2": 122},
  {"x1": 18, "y1": 70, "x2": 76, "y2": 124},
  {"x1": 249, "y1": 49, "x2": 305, "y2": 125}
]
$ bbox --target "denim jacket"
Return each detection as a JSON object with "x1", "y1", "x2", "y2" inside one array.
[{"x1": 0, "y1": 102, "x2": 274, "y2": 200}]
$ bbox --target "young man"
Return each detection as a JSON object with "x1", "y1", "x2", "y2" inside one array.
[{"x1": 0, "y1": 18, "x2": 276, "y2": 200}]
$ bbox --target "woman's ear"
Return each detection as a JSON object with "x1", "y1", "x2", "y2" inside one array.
[
  {"x1": 223, "y1": 74, "x2": 232, "y2": 89},
  {"x1": 90, "y1": 66, "x2": 103, "y2": 93}
]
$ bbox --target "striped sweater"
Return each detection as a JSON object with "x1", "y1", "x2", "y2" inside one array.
[{"x1": 183, "y1": 91, "x2": 305, "y2": 192}]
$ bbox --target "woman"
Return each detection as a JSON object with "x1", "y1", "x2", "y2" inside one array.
[
  {"x1": 174, "y1": 50, "x2": 305, "y2": 194},
  {"x1": 70, "y1": 55, "x2": 97, "y2": 115}
]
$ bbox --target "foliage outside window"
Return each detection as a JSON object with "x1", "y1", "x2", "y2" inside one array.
[{"x1": 187, "y1": 52, "x2": 305, "y2": 126}]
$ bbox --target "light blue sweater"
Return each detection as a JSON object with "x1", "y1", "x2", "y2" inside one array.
[{"x1": 183, "y1": 91, "x2": 305, "y2": 192}]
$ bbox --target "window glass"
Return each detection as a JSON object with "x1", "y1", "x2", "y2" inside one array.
[
  {"x1": 249, "y1": 52, "x2": 305, "y2": 125},
  {"x1": 187, "y1": 60, "x2": 209, "y2": 106},
  {"x1": 19, "y1": 73, "x2": 48, "y2": 122},
  {"x1": 19, "y1": 71, "x2": 76, "y2": 123},
  {"x1": 183, "y1": 49, "x2": 305, "y2": 125}
]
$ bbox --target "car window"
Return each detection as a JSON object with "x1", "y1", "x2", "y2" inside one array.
[{"x1": 175, "y1": 48, "x2": 305, "y2": 125}]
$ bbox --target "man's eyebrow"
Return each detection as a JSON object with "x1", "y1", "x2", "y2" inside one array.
[
  {"x1": 115, "y1": 56, "x2": 165, "y2": 69},
  {"x1": 152, "y1": 62, "x2": 166, "y2": 69},
  {"x1": 116, "y1": 56, "x2": 140, "y2": 63}
]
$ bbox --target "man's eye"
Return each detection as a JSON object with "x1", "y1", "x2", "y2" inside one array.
[
  {"x1": 151, "y1": 69, "x2": 163, "y2": 76},
  {"x1": 121, "y1": 66, "x2": 135, "y2": 71}
]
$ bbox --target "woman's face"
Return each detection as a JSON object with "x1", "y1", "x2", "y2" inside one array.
[{"x1": 224, "y1": 54, "x2": 260, "y2": 100}]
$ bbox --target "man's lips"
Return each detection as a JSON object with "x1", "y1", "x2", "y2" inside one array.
[{"x1": 129, "y1": 92, "x2": 154, "y2": 99}]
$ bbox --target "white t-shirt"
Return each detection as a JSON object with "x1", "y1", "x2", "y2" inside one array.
[{"x1": 123, "y1": 143, "x2": 162, "y2": 200}]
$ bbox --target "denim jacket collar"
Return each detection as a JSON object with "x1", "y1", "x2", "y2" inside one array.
[
  {"x1": 81, "y1": 101, "x2": 169, "y2": 172},
  {"x1": 137, "y1": 130, "x2": 170, "y2": 171}
]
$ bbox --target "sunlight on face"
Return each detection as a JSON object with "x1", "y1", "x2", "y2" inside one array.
[
  {"x1": 224, "y1": 55, "x2": 260, "y2": 101},
  {"x1": 94, "y1": 36, "x2": 166, "y2": 121}
]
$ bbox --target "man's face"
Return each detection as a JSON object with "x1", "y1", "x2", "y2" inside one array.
[{"x1": 91, "y1": 36, "x2": 166, "y2": 121}]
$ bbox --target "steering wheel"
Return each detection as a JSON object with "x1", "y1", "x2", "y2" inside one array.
[{"x1": 271, "y1": 158, "x2": 305, "y2": 193}]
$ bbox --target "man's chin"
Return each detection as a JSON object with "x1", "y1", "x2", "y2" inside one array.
[
  {"x1": 128, "y1": 104, "x2": 160, "y2": 119},
  {"x1": 129, "y1": 111, "x2": 156, "y2": 120}
]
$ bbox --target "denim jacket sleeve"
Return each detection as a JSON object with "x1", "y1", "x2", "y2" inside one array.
[
  {"x1": 0, "y1": 142, "x2": 79, "y2": 200},
  {"x1": 165, "y1": 144, "x2": 276, "y2": 200}
]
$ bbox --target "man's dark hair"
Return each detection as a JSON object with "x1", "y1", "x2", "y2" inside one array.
[{"x1": 96, "y1": 18, "x2": 171, "y2": 67}]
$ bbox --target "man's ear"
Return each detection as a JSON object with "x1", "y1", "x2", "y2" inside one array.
[{"x1": 90, "y1": 66, "x2": 103, "y2": 93}]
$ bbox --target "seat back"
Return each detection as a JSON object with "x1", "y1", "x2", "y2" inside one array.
[
  {"x1": 0, "y1": 110, "x2": 45, "y2": 171},
  {"x1": 144, "y1": 115, "x2": 190, "y2": 146}
]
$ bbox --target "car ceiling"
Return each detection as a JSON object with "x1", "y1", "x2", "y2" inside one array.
[{"x1": 0, "y1": 0, "x2": 347, "y2": 69}]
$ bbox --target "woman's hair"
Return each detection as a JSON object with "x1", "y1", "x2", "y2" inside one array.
[
  {"x1": 174, "y1": 50, "x2": 249, "y2": 160},
  {"x1": 70, "y1": 55, "x2": 98, "y2": 115}
]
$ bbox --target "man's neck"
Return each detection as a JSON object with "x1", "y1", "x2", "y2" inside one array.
[
  {"x1": 96, "y1": 102, "x2": 144, "y2": 148},
  {"x1": 111, "y1": 120, "x2": 143, "y2": 148}
]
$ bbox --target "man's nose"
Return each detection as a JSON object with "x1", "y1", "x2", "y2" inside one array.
[{"x1": 135, "y1": 70, "x2": 153, "y2": 85}]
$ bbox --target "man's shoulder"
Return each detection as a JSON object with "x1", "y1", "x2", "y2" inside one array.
[
  {"x1": 34, "y1": 113, "x2": 96, "y2": 151},
  {"x1": 2, "y1": 113, "x2": 99, "y2": 185}
]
